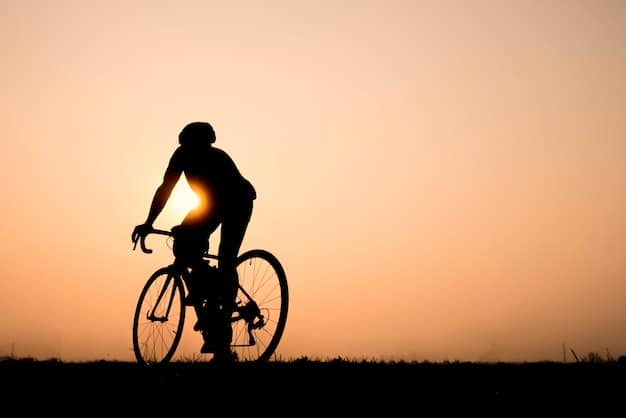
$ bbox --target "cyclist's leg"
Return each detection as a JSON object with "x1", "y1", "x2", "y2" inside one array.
[
  {"x1": 171, "y1": 219, "x2": 219, "y2": 344},
  {"x1": 172, "y1": 219, "x2": 217, "y2": 297},
  {"x1": 210, "y1": 200, "x2": 253, "y2": 358},
  {"x1": 219, "y1": 200, "x2": 253, "y2": 302}
]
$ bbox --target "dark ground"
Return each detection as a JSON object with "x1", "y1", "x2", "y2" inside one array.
[{"x1": 1, "y1": 357, "x2": 624, "y2": 413}]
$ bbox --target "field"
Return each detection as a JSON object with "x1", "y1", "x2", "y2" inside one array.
[{"x1": 1, "y1": 357, "x2": 623, "y2": 412}]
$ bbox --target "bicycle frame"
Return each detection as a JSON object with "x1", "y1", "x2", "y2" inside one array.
[{"x1": 148, "y1": 253, "x2": 262, "y2": 348}]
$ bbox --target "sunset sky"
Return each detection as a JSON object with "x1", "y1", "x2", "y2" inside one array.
[{"x1": 2, "y1": 0, "x2": 625, "y2": 362}]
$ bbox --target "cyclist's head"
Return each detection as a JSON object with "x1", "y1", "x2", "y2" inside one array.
[{"x1": 179, "y1": 121, "x2": 216, "y2": 146}]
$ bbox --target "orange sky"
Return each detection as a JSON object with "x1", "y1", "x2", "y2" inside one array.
[{"x1": 1, "y1": 0, "x2": 625, "y2": 362}]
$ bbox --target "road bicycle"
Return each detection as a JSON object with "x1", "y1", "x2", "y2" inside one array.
[{"x1": 131, "y1": 228, "x2": 289, "y2": 365}]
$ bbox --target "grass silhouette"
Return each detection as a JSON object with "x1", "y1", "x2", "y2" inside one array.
[{"x1": 1, "y1": 354, "x2": 623, "y2": 413}]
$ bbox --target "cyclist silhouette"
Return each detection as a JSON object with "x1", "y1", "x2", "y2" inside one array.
[{"x1": 132, "y1": 121, "x2": 256, "y2": 362}]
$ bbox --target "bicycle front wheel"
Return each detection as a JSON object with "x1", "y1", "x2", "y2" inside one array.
[
  {"x1": 132, "y1": 266, "x2": 186, "y2": 365},
  {"x1": 232, "y1": 249, "x2": 289, "y2": 362}
]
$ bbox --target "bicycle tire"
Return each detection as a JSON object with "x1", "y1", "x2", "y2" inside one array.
[
  {"x1": 231, "y1": 249, "x2": 289, "y2": 362},
  {"x1": 132, "y1": 266, "x2": 186, "y2": 365}
]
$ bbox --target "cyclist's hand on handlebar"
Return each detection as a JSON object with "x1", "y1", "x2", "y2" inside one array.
[{"x1": 132, "y1": 223, "x2": 153, "y2": 250}]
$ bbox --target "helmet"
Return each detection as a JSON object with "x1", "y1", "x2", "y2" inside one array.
[{"x1": 179, "y1": 121, "x2": 216, "y2": 146}]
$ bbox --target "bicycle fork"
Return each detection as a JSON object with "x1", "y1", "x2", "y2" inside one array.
[{"x1": 147, "y1": 273, "x2": 177, "y2": 323}]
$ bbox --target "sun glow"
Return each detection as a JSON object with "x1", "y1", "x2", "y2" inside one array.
[{"x1": 168, "y1": 179, "x2": 199, "y2": 218}]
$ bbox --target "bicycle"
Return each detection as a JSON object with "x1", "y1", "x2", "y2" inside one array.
[{"x1": 131, "y1": 228, "x2": 289, "y2": 365}]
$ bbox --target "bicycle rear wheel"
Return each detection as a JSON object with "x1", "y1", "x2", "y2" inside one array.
[
  {"x1": 132, "y1": 266, "x2": 186, "y2": 365},
  {"x1": 231, "y1": 249, "x2": 289, "y2": 362}
]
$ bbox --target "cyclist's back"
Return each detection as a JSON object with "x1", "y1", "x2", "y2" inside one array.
[{"x1": 170, "y1": 141, "x2": 256, "y2": 226}]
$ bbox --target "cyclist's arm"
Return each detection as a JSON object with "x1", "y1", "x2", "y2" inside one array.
[{"x1": 144, "y1": 153, "x2": 183, "y2": 226}]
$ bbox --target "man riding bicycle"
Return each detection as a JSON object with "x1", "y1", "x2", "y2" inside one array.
[{"x1": 132, "y1": 121, "x2": 256, "y2": 363}]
